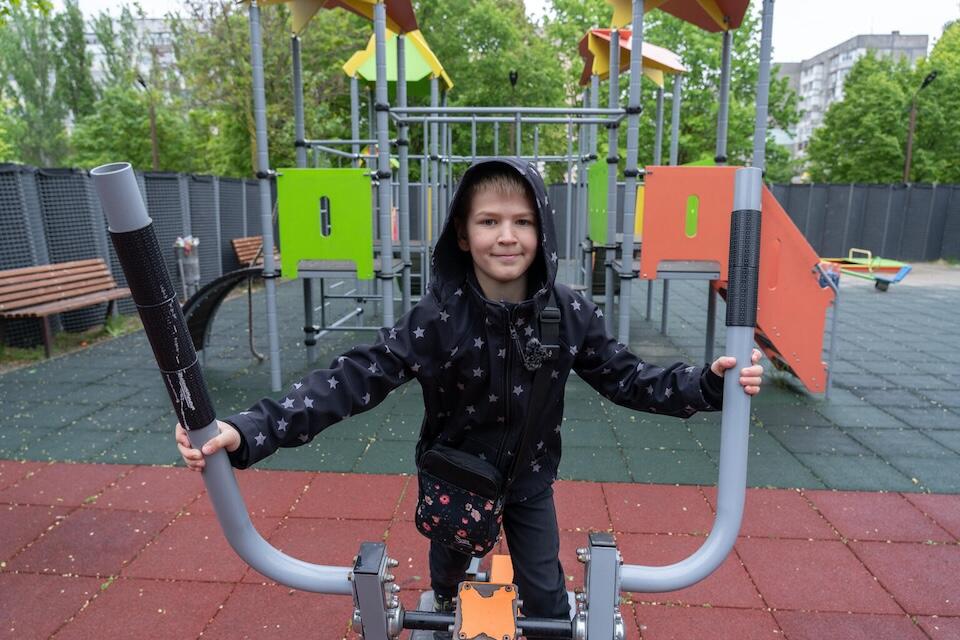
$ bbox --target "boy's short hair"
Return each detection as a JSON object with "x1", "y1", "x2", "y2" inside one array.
[{"x1": 455, "y1": 164, "x2": 536, "y2": 225}]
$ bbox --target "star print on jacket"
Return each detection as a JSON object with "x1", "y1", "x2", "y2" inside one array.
[{"x1": 222, "y1": 157, "x2": 725, "y2": 503}]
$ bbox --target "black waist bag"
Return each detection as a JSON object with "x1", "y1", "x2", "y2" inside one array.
[
  {"x1": 413, "y1": 291, "x2": 561, "y2": 557},
  {"x1": 415, "y1": 444, "x2": 505, "y2": 556}
]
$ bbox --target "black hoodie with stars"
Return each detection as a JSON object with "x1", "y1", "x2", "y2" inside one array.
[{"x1": 225, "y1": 158, "x2": 723, "y2": 501}]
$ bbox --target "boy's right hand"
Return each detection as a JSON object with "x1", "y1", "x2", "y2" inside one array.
[{"x1": 175, "y1": 420, "x2": 241, "y2": 471}]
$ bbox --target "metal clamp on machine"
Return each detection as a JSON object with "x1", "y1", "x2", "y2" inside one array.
[{"x1": 454, "y1": 582, "x2": 519, "y2": 640}]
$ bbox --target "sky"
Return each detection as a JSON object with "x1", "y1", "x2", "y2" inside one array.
[{"x1": 58, "y1": 0, "x2": 960, "y2": 63}]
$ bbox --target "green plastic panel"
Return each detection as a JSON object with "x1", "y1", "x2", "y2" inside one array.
[
  {"x1": 587, "y1": 161, "x2": 609, "y2": 244},
  {"x1": 685, "y1": 194, "x2": 699, "y2": 237},
  {"x1": 277, "y1": 168, "x2": 374, "y2": 280},
  {"x1": 356, "y1": 34, "x2": 434, "y2": 99}
]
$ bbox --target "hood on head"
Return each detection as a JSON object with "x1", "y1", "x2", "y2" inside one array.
[{"x1": 430, "y1": 158, "x2": 559, "y2": 305}]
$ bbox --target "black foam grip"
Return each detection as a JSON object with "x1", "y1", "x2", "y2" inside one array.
[
  {"x1": 109, "y1": 225, "x2": 217, "y2": 429},
  {"x1": 726, "y1": 209, "x2": 761, "y2": 327}
]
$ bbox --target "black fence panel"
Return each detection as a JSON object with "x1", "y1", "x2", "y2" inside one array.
[
  {"x1": 218, "y1": 178, "x2": 245, "y2": 272},
  {"x1": 187, "y1": 175, "x2": 222, "y2": 286},
  {"x1": 143, "y1": 173, "x2": 189, "y2": 299},
  {"x1": 941, "y1": 186, "x2": 960, "y2": 260}
]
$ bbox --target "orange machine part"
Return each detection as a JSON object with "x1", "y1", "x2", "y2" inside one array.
[
  {"x1": 488, "y1": 554, "x2": 515, "y2": 584},
  {"x1": 640, "y1": 166, "x2": 835, "y2": 393},
  {"x1": 454, "y1": 582, "x2": 518, "y2": 640}
]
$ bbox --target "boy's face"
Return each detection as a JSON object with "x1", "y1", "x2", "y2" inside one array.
[{"x1": 457, "y1": 188, "x2": 539, "y2": 292}]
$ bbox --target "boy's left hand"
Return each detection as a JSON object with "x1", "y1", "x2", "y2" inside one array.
[{"x1": 711, "y1": 348, "x2": 764, "y2": 396}]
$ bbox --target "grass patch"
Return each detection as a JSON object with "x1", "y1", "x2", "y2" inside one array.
[{"x1": 0, "y1": 313, "x2": 142, "y2": 373}]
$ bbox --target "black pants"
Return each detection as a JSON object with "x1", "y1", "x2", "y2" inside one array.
[{"x1": 429, "y1": 485, "x2": 570, "y2": 636}]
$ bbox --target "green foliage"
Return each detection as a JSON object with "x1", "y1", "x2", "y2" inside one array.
[
  {"x1": 70, "y1": 84, "x2": 194, "y2": 172},
  {"x1": 0, "y1": 0, "x2": 49, "y2": 26},
  {"x1": 805, "y1": 53, "x2": 912, "y2": 183},
  {"x1": 806, "y1": 21, "x2": 960, "y2": 184},
  {"x1": 53, "y1": 0, "x2": 95, "y2": 119},
  {"x1": 0, "y1": 1, "x2": 67, "y2": 165},
  {"x1": 90, "y1": 4, "x2": 147, "y2": 90}
]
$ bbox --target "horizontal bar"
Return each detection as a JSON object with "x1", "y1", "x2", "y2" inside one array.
[{"x1": 394, "y1": 106, "x2": 622, "y2": 115}]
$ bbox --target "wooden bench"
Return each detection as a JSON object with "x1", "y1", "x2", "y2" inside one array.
[
  {"x1": 0, "y1": 258, "x2": 131, "y2": 358},
  {"x1": 231, "y1": 235, "x2": 279, "y2": 267}
]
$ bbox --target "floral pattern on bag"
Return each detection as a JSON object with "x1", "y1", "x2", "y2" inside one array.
[{"x1": 415, "y1": 470, "x2": 504, "y2": 556}]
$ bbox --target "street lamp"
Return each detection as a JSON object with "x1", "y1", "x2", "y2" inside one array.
[
  {"x1": 903, "y1": 70, "x2": 938, "y2": 183},
  {"x1": 508, "y1": 70, "x2": 518, "y2": 152},
  {"x1": 136, "y1": 73, "x2": 160, "y2": 171}
]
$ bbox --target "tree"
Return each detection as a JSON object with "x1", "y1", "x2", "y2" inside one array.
[
  {"x1": 0, "y1": 0, "x2": 49, "y2": 26},
  {"x1": 90, "y1": 4, "x2": 148, "y2": 90},
  {"x1": 0, "y1": 1, "x2": 68, "y2": 165},
  {"x1": 805, "y1": 53, "x2": 912, "y2": 183},
  {"x1": 909, "y1": 20, "x2": 960, "y2": 183},
  {"x1": 53, "y1": 0, "x2": 95, "y2": 121}
]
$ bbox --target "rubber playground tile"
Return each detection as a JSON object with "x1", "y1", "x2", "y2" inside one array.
[
  {"x1": 255, "y1": 438, "x2": 367, "y2": 472},
  {"x1": 553, "y1": 480, "x2": 612, "y2": 533},
  {"x1": 604, "y1": 484, "x2": 712, "y2": 535},
  {"x1": 0, "y1": 503, "x2": 70, "y2": 561},
  {"x1": 0, "y1": 461, "x2": 131, "y2": 507},
  {"x1": 113, "y1": 385, "x2": 173, "y2": 408},
  {"x1": 561, "y1": 394, "x2": 610, "y2": 421},
  {"x1": 753, "y1": 406, "x2": 833, "y2": 428},
  {"x1": 191, "y1": 467, "x2": 310, "y2": 518},
  {"x1": 560, "y1": 418, "x2": 618, "y2": 447},
  {"x1": 18, "y1": 426, "x2": 125, "y2": 463},
  {"x1": 923, "y1": 429, "x2": 960, "y2": 455},
  {"x1": 71, "y1": 404, "x2": 171, "y2": 432},
  {"x1": 896, "y1": 374, "x2": 958, "y2": 391},
  {"x1": 352, "y1": 438, "x2": 418, "y2": 474},
  {"x1": 739, "y1": 449, "x2": 826, "y2": 490},
  {"x1": 0, "y1": 572, "x2": 101, "y2": 640},
  {"x1": 850, "y1": 541, "x2": 960, "y2": 615},
  {"x1": 0, "y1": 458, "x2": 45, "y2": 491},
  {"x1": 901, "y1": 493, "x2": 960, "y2": 539},
  {"x1": 617, "y1": 533, "x2": 763, "y2": 608},
  {"x1": 702, "y1": 487, "x2": 837, "y2": 540},
  {"x1": 393, "y1": 475, "x2": 420, "y2": 522},
  {"x1": 374, "y1": 415, "x2": 422, "y2": 441},
  {"x1": 246, "y1": 517, "x2": 391, "y2": 585},
  {"x1": 622, "y1": 447, "x2": 720, "y2": 485},
  {"x1": 814, "y1": 404, "x2": 908, "y2": 429},
  {"x1": 612, "y1": 418, "x2": 702, "y2": 451},
  {"x1": 846, "y1": 428, "x2": 958, "y2": 458},
  {"x1": 380, "y1": 518, "x2": 433, "y2": 590},
  {"x1": 888, "y1": 455, "x2": 960, "y2": 492},
  {"x1": 772, "y1": 611, "x2": 928, "y2": 640},
  {"x1": 557, "y1": 527, "x2": 588, "y2": 587},
  {"x1": 56, "y1": 382, "x2": 142, "y2": 406},
  {"x1": 794, "y1": 454, "x2": 915, "y2": 492},
  {"x1": 884, "y1": 406, "x2": 960, "y2": 430},
  {"x1": 921, "y1": 388, "x2": 960, "y2": 408},
  {"x1": 765, "y1": 425, "x2": 871, "y2": 456},
  {"x1": 200, "y1": 582, "x2": 357, "y2": 640},
  {"x1": 89, "y1": 465, "x2": 202, "y2": 513},
  {"x1": 6, "y1": 507, "x2": 171, "y2": 577},
  {"x1": 558, "y1": 445, "x2": 632, "y2": 483},
  {"x1": 290, "y1": 472, "x2": 407, "y2": 521},
  {"x1": 5, "y1": 401, "x2": 101, "y2": 429},
  {"x1": 634, "y1": 604, "x2": 781, "y2": 640},
  {"x1": 805, "y1": 490, "x2": 953, "y2": 543},
  {"x1": 124, "y1": 513, "x2": 280, "y2": 583},
  {"x1": 917, "y1": 615, "x2": 960, "y2": 639},
  {"x1": 734, "y1": 538, "x2": 901, "y2": 614},
  {"x1": 52, "y1": 576, "x2": 233, "y2": 640}
]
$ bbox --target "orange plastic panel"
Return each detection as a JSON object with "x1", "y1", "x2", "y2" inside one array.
[
  {"x1": 641, "y1": 166, "x2": 835, "y2": 393},
  {"x1": 489, "y1": 554, "x2": 514, "y2": 584},
  {"x1": 454, "y1": 582, "x2": 518, "y2": 640}
]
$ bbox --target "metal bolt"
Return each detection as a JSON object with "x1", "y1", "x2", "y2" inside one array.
[
  {"x1": 387, "y1": 557, "x2": 399, "y2": 568},
  {"x1": 384, "y1": 573, "x2": 395, "y2": 582},
  {"x1": 390, "y1": 584, "x2": 401, "y2": 593}
]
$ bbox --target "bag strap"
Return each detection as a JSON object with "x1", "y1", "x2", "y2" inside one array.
[{"x1": 503, "y1": 288, "x2": 561, "y2": 489}]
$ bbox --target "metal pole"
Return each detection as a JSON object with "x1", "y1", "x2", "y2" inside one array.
[
  {"x1": 653, "y1": 87, "x2": 664, "y2": 165},
  {"x1": 752, "y1": 0, "x2": 775, "y2": 171},
  {"x1": 471, "y1": 115, "x2": 477, "y2": 161},
  {"x1": 421, "y1": 104, "x2": 431, "y2": 290},
  {"x1": 397, "y1": 33, "x2": 412, "y2": 313},
  {"x1": 715, "y1": 29, "x2": 732, "y2": 165},
  {"x1": 515, "y1": 112, "x2": 522, "y2": 158},
  {"x1": 620, "y1": 168, "x2": 760, "y2": 592},
  {"x1": 439, "y1": 89, "x2": 447, "y2": 222},
  {"x1": 493, "y1": 121, "x2": 499, "y2": 155},
  {"x1": 292, "y1": 34, "x2": 316, "y2": 363},
  {"x1": 373, "y1": 1, "x2": 395, "y2": 327},
  {"x1": 617, "y1": 1, "x2": 644, "y2": 344},
  {"x1": 669, "y1": 73, "x2": 682, "y2": 165},
  {"x1": 430, "y1": 77, "x2": 439, "y2": 249},
  {"x1": 248, "y1": 2, "x2": 282, "y2": 391},
  {"x1": 604, "y1": 29, "x2": 620, "y2": 333},
  {"x1": 533, "y1": 125, "x2": 540, "y2": 163},
  {"x1": 565, "y1": 118, "x2": 574, "y2": 260},
  {"x1": 351, "y1": 76, "x2": 361, "y2": 167}
]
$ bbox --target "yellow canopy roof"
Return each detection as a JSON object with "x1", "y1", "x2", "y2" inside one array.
[
  {"x1": 342, "y1": 28, "x2": 453, "y2": 91},
  {"x1": 579, "y1": 29, "x2": 686, "y2": 88}
]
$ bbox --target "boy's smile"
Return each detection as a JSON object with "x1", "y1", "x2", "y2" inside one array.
[{"x1": 457, "y1": 189, "x2": 539, "y2": 303}]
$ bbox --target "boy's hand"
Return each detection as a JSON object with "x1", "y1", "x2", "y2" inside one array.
[
  {"x1": 710, "y1": 348, "x2": 764, "y2": 396},
  {"x1": 175, "y1": 420, "x2": 241, "y2": 471}
]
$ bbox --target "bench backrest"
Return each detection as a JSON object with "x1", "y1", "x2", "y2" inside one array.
[
  {"x1": 232, "y1": 236, "x2": 278, "y2": 267},
  {"x1": 0, "y1": 259, "x2": 121, "y2": 313}
]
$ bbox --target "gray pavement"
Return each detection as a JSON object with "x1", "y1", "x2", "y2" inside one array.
[{"x1": 1, "y1": 262, "x2": 958, "y2": 493}]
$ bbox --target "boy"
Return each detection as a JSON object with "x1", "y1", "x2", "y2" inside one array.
[{"x1": 177, "y1": 158, "x2": 763, "y2": 635}]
